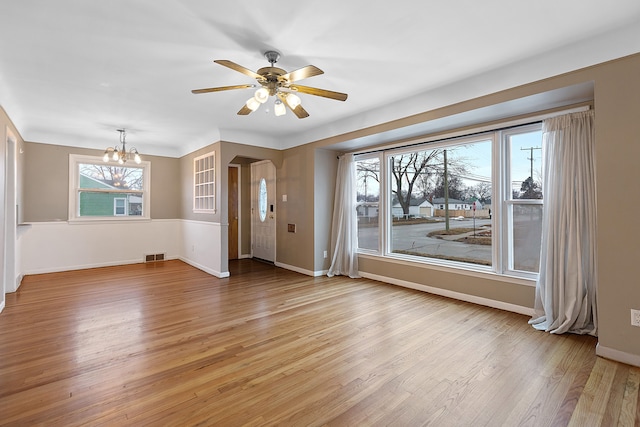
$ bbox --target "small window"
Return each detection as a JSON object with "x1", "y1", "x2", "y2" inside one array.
[
  {"x1": 69, "y1": 154, "x2": 150, "y2": 221},
  {"x1": 258, "y1": 178, "x2": 267, "y2": 222},
  {"x1": 194, "y1": 152, "x2": 215, "y2": 213},
  {"x1": 114, "y1": 198, "x2": 127, "y2": 216}
]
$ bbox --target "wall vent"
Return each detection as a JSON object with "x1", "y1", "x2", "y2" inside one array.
[{"x1": 144, "y1": 253, "x2": 166, "y2": 263}]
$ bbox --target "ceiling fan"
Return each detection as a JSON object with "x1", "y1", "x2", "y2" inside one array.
[{"x1": 192, "y1": 51, "x2": 348, "y2": 119}]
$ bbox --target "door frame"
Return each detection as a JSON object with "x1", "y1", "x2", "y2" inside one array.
[{"x1": 228, "y1": 164, "x2": 241, "y2": 260}]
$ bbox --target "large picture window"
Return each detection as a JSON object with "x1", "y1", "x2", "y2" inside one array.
[
  {"x1": 69, "y1": 154, "x2": 150, "y2": 221},
  {"x1": 355, "y1": 122, "x2": 543, "y2": 279}
]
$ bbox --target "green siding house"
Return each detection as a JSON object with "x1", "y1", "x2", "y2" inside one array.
[{"x1": 79, "y1": 174, "x2": 142, "y2": 217}]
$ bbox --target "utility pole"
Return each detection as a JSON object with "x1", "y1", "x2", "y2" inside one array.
[{"x1": 521, "y1": 146, "x2": 541, "y2": 180}]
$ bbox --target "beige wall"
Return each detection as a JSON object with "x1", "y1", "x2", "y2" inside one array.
[
  {"x1": 314, "y1": 148, "x2": 339, "y2": 272},
  {"x1": 590, "y1": 55, "x2": 640, "y2": 359},
  {"x1": 21, "y1": 142, "x2": 180, "y2": 222}
]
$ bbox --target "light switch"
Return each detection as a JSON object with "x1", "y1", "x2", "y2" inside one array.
[{"x1": 282, "y1": 194, "x2": 287, "y2": 202}]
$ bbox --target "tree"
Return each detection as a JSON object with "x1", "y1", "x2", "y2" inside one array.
[
  {"x1": 79, "y1": 164, "x2": 144, "y2": 190},
  {"x1": 390, "y1": 150, "x2": 441, "y2": 215},
  {"x1": 468, "y1": 182, "x2": 492, "y2": 204},
  {"x1": 356, "y1": 159, "x2": 380, "y2": 203},
  {"x1": 432, "y1": 173, "x2": 466, "y2": 200},
  {"x1": 518, "y1": 176, "x2": 543, "y2": 199}
]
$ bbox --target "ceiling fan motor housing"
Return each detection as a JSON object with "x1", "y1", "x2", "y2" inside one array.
[{"x1": 264, "y1": 50, "x2": 281, "y2": 65}]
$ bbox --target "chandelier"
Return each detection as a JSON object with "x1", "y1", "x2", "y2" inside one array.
[{"x1": 103, "y1": 129, "x2": 141, "y2": 164}]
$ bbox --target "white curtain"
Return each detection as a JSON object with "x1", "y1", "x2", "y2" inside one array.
[
  {"x1": 327, "y1": 153, "x2": 360, "y2": 278},
  {"x1": 530, "y1": 110, "x2": 597, "y2": 335}
]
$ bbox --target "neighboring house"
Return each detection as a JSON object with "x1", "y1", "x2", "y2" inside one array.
[
  {"x1": 432, "y1": 197, "x2": 473, "y2": 211},
  {"x1": 392, "y1": 199, "x2": 432, "y2": 218},
  {"x1": 419, "y1": 200, "x2": 435, "y2": 217},
  {"x1": 356, "y1": 202, "x2": 379, "y2": 219},
  {"x1": 79, "y1": 173, "x2": 142, "y2": 217}
]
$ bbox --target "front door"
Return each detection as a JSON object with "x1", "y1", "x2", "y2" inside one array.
[{"x1": 251, "y1": 160, "x2": 276, "y2": 262}]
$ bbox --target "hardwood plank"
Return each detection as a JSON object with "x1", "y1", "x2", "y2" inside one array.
[{"x1": 0, "y1": 259, "x2": 637, "y2": 426}]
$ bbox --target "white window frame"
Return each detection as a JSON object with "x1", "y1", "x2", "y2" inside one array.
[
  {"x1": 355, "y1": 152, "x2": 384, "y2": 255},
  {"x1": 355, "y1": 124, "x2": 545, "y2": 282},
  {"x1": 193, "y1": 151, "x2": 216, "y2": 214},
  {"x1": 69, "y1": 154, "x2": 151, "y2": 222},
  {"x1": 113, "y1": 197, "x2": 127, "y2": 216},
  {"x1": 500, "y1": 123, "x2": 544, "y2": 278},
  {"x1": 381, "y1": 132, "x2": 496, "y2": 272}
]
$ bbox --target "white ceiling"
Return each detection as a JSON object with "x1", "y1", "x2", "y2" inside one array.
[{"x1": 1, "y1": 1, "x2": 640, "y2": 157}]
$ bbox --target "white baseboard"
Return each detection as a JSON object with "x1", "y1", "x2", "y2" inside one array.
[
  {"x1": 274, "y1": 261, "x2": 321, "y2": 277},
  {"x1": 22, "y1": 258, "x2": 170, "y2": 276},
  {"x1": 596, "y1": 343, "x2": 640, "y2": 368},
  {"x1": 180, "y1": 257, "x2": 229, "y2": 278},
  {"x1": 0, "y1": 299, "x2": 5, "y2": 314},
  {"x1": 360, "y1": 271, "x2": 535, "y2": 316}
]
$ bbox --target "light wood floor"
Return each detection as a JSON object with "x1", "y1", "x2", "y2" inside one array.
[{"x1": 1, "y1": 260, "x2": 638, "y2": 426}]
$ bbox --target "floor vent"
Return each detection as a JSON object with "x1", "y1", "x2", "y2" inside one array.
[{"x1": 145, "y1": 253, "x2": 166, "y2": 262}]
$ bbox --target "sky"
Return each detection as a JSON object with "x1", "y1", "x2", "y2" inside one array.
[{"x1": 356, "y1": 127, "x2": 543, "y2": 198}]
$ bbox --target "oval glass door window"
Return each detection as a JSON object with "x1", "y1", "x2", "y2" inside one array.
[{"x1": 258, "y1": 178, "x2": 267, "y2": 222}]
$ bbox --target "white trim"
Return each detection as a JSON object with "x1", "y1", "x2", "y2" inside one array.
[
  {"x1": 0, "y1": 299, "x2": 4, "y2": 313},
  {"x1": 274, "y1": 261, "x2": 321, "y2": 277},
  {"x1": 180, "y1": 256, "x2": 229, "y2": 278},
  {"x1": 360, "y1": 270, "x2": 535, "y2": 316},
  {"x1": 23, "y1": 256, "x2": 180, "y2": 276},
  {"x1": 596, "y1": 343, "x2": 640, "y2": 368}
]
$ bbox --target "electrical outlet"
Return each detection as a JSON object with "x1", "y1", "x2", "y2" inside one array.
[
  {"x1": 631, "y1": 309, "x2": 640, "y2": 327},
  {"x1": 323, "y1": 250, "x2": 328, "y2": 259}
]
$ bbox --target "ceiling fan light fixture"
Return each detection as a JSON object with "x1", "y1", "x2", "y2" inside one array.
[
  {"x1": 285, "y1": 93, "x2": 301, "y2": 109},
  {"x1": 274, "y1": 99, "x2": 286, "y2": 116},
  {"x1": 246, "y1": 97, "x2": 260, "y2": 111},
  {"x1": 254, "y1": 87, "x2": 269, "y2": 104}
]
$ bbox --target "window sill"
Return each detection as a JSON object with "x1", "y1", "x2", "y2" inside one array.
[{"x1": 68, "y1": 217, "x2": 152, "y2": 225}]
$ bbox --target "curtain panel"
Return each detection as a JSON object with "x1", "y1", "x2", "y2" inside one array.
[
  {"x1": 530, "y1": 110, "x2": 597, "y2": 335},
  {"x1": 327, "y1": 154, "x2": 360, "y2": 278}
]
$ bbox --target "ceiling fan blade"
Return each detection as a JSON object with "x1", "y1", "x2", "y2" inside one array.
[
  {"x1": 214, "y1": 60, "x2": 262, "y2": 79},
  {"x1": 289, "y1": 84, "x2": 348, "y2": 101},
  {"x1": 191, "y1": 84, "x2": 254, "y2": 94},
  {"x1": 237, "y1": 104, "x2": 253, "y2": 115},
  {"x1": 291, "y1": 104, "x2": 310, "y2": 119},
  {"x1": 281, "y1": 65, "x2": 324, "y2": 83}
]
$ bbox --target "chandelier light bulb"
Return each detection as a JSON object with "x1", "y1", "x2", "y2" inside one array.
[
  {"x1": 103, "y1": 150, "x2": 110, "y2": 162},
  {"x1": 254, "y1": 87, "x2": 269, "y2": 104},
  {"x1": 134, "y1": 152, "x2": 141, "y2": 164},
  {"x1": 274, "y1": 99, "x2": 286, "y2": 116},
  {"x1": 246, "y1": 97, "x2": 260, "y2": 111},
  {"x1": 286, "y1": 93, "x2": 301, "y2": 109},
  {"x1": 112, "y1": 151, "x2": 119, "y2": 161}
]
